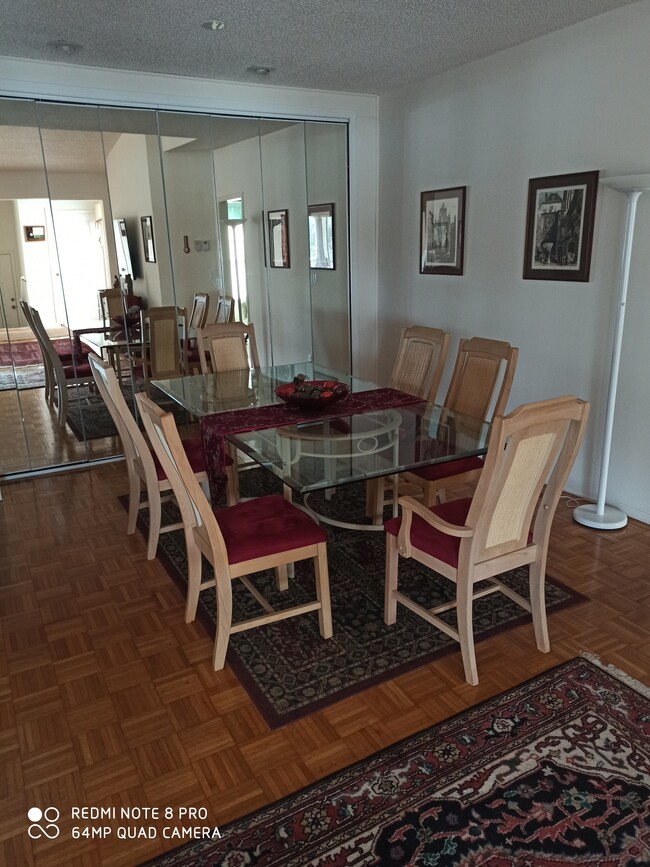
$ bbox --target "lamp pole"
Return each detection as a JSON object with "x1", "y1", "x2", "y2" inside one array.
[{"x1": 574, "y1": 174, "x2": 650, "y2": 530}]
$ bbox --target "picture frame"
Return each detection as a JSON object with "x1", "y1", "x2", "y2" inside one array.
[
  {"x1": 523, "y1": 170, "x2": 599, "y2": 281},
  {"x1": 308, "y1": 203, "x2": 335, "y2": 269},
  {"x1": 24, "y1": 225, "x2": 45, "y2": 242},
  {"x1": 420, "y1": 186, "x2": 466, "y2": 275},
  {"x1": 140, "y1": 215, "x2": 156, "y2": 263},
  {"x1": 268, "y1": 209, "x2": 290, "y2": 268}
]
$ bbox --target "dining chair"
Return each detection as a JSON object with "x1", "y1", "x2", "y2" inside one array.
[
  {"x1": 99, "y1": 287, "x2": 127, "y2": 326},
  {"x1": 88, "y1": 353, "x2": 236, "y2": 559},
  {"x1": 402, "y1": 336, "x2": 518, "y2": 506},
  {"x1": 365, "y1": 325, "x2": 451, "y2": 520},
  {"x1": 389, "y1": 325, "x2": 451, "y2": 402},
  {"x1": 385, "y1": 395, "x2": 590, "y2": 685},
  {"x1": 196, "y1": 322, "x2": 260, "y2": 375},
  {"x1": 186, "y1": 292, "x2": 211, "y2": 372},
  {"x1": 136, "y1": 393, "x2": 333, "y2": 669},
  {"x1": 28, "y1": 304, "x2": 95, "y2": 427},
  {"x1": 214, "y1": 294, "x2": 234, "y2": 323},
  {"x1": 133, "y1": 305, "x2": 188, "y2": 388}
]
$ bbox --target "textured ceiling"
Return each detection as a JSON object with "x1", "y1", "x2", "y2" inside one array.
[{"x1": 0, "y1": 0, "x2": 638, "y2": 95}]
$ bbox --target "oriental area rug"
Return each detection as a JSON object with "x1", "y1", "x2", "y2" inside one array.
[
  {"x1": 129, "y1": 470, "x2": 586, "y2": 728},
  {"x1": 141, "y1": 656, "x2": 650, "y2": 866}
]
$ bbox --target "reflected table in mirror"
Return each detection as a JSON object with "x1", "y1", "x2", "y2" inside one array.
[{"x1": 228, "y1": 403, "x2": 490, "y2": 531}]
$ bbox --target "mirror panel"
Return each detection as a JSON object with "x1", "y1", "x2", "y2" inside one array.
[{"x1": 305, "y1": 122, "x2": 350, "y2": 373}]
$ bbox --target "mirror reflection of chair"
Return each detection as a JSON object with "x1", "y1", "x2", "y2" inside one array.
[
  {"x1": 28, "y1": 304, "x2": 94, "y2": 427},
  {"x1": 136, "y1": 393, "x2": 333, "y2": 669},
  {"x1": 402, "y1": 337, "x2": 518, "y2": 506},
  {"x1": 196, "y1": 322, "x2": 260, "y2": 375},
  {"x1": 99, "y1": 287, "x2": 127, "y2": 326},
  {"x1": 186, "y1": 292, "x2": 210, "y2": 372},
  {"x1": 88, "y1": 352, "x2": 236, "y2": 560},
  {"x1": 214, "y1": 294, "x2": 234, "y2": 324},
  {"x1": 133, "y1": 306, "x2": 188, "y2": 388},
  {"x1": 385, "y1": 395, "x2": 590, "y2": 685}
]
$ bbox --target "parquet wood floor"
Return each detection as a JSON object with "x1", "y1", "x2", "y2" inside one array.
[{"x1": 1, "y1": 463, "x2": 649, "y2": 865}]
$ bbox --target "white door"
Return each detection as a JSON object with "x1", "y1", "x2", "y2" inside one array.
[
  {"x1": 0, "y1": 252, "x2": 21, "y2": 329},
  {"x1": 51, "y1": 201, "x2": 110, "y2": 328}
]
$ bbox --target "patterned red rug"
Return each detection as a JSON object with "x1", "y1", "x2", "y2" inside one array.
[
  {"x1": 0, "y1": 337, "x2": 72, "y2": 367},
  {"x1": 140, "y1": 656, "x2": 650, "y2": 866}
]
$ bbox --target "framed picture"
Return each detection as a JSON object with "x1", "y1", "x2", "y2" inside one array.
[
  {"x1": 420, "y1": 186, "x2": 466, "y2": 275},
  {"x1": 308, "y1": 203, "x2": 335, "y2": 269},
  {"x1": 24, "y1": 225, "x2": 45, "y2": 242},
  {"x1": 268, "y1": 209, "x2": 290, "y2": 268},
  {"x1": 140, "y1": 215, "x2": 156, "y2": 263},
  {"x1": 523, "y1": 170, "x2": 599, "y2": 281}
]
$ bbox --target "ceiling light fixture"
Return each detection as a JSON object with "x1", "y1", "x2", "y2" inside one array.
[
  {"x1": 247, "y1": 66, "x2": 273, "y2": 76},
  {"x1": 202, "y1": 20, "x2": 226, "y2": 32},
  {"x1": 47, "y1": 40, "x2": 82, "y2": 54}
]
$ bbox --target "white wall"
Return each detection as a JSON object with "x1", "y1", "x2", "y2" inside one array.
[{"x1": 377, "y1": 1, "x2": 650, "y2": 523}]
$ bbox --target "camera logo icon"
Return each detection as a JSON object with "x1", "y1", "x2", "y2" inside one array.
[{"x1": 27, "y1": 807, "x2": 60, "y2": 839}]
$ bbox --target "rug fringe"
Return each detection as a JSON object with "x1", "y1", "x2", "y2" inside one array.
[{"x1": 581, "y1": 651, "x2": 650, "y2": 698}]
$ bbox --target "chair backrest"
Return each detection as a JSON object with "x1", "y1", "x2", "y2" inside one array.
[
  {"x1": 140, "y1": 306, "x2": 188, "y2": 380},
  {"x1": 389, "y1": 325, "x2": 450, "y2": 402},
  {"x1": 214, "y1": 295, "x2": 234, "y2": 324},
  {"x1": 136, "y1": 392, "x2": 230, "y2": 567},
  {"x1": 466, "y1": 396, "x2": 589, "y2": 564},
  {"x1": 189, "y1": 292, "x2": 210, "y2": 331},
  {"x1": 444, "y1": 337, "x2": 518, "y2": 421},
  {"x1": 28, "y1": 304, "x2": 66, "y2": 381},
  {"x1": 196, "y1": 322, "x2": 260, "y2": 375},
  {"x1": 99, "y1": 288, "x2": 126, "y2": 325},
  {"x1": 88, "y1": 351, "x2": 155, "y2": 473}
]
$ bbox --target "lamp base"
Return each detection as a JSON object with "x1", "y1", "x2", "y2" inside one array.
[{"x1": 573, "y1": 503, "x2": 627, "y2": 530}]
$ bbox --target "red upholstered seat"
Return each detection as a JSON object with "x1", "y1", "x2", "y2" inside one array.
[
  {"x1": 150, "y1": 435, "x2": 215, "y2": 481},
  {"x1": 410, "y1": 455, "x2": 483, "y2": 482},
  {"x1": 385, "y1": 497, "x2": 472, "y2": 567},
  {"x1": 216, "y1": 494, "x2": 328, "y2": 564},
  {"x1": 62, "y1": 362, "x2": 93, "y2": 379}
]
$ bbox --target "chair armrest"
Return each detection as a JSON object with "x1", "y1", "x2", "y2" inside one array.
[{"x1": 397, "y1": 495, "x2": 473, "y2": 557}]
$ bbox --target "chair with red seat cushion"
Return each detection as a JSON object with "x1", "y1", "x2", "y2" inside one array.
[
  {"x1": 28, "y1": 304, "x2": 95, "y2": 428},
  {"x1": 89, "y1": 353, "x2": 237, "y2": 561},
  {"x1": 385, "y1": 396, "x2": 589, "y2": 686},
  {"x1": 136, "y1": 392, "x2": 333, "y2": 670},
  {"x1": 402, "y1": 336, "x2": 519, "y2": 507}
]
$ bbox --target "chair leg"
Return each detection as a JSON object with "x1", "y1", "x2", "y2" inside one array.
[
  {"x1": 212, "y1": 574, "x2": 233, "y2": 671},
  {"x1": 184, "y1": 537, "x2": 203, "y2": 623},
  {"x1": 314, "y1": 543, "x2": 333, "y2": 639},
  {"x1": 529, "y1": 559, "x2": 550, "y2": 653},
  {"x1": 456, "y1": 574, "x2": 478, "y2": 686},
  {"x1": 57, "y1": 384, "x2": 68, "y2": 428},
  {"x1": 422, "y1": 480, "x2": 440, "y2": 508},
  {"x1": 384, "y1": 534, "x2": 399, "y2": 624},
  {"x1": 126, "y1": 471, "x2": 140, "y2": 536},
  {"x1": 365, "y1": 477, "x2": 383, "y2": 522},
  {"x1": 275, "y1": 564, "x2": 289, "y2": 592},
  {"x1": 146, "y1": 486, "x2": 162, "y2": 560}
]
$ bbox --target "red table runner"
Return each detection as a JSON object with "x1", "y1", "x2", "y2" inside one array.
[{"x1": 200, "y1": 387, "x2": 422, "y2": 501}]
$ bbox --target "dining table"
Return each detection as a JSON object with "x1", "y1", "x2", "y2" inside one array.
[{"x1": 151, "y1": 361, "x2": 490, "y2": 531}]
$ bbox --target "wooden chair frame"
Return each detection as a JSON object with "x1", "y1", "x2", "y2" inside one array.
[
  {"x1": 29, "y1": 304, "x2": 94, "y2": 428},
  {"x1": 136, "y1": 393, "x2": 332, "y2": 669},
  {"x1": 385, "y1": 395, "x2": 590, "y2": 685},
  {"x1": 403, "y1": 336, "x2": 518, "y2": 506},
  {"x1": 196, "y1": 322, "x2": 260, "y2": 375},
  {"x1": 88, "y1": 352, "x2": 235, "y2": 559},
  {"x1": 389, "y1": 325, "x2": 450, "y2": 403},
  {"x1": 136, "y1": 306, "x2": 188, "y2": 387}
]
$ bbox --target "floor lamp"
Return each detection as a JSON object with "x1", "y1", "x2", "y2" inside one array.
[{"x1": 574, "y1": 173, "x2": 650, "y2": 530}]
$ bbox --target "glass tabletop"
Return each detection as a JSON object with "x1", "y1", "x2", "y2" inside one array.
[
  {"x1": 152, "y1": 362, "x2": 378, "y2": 418},
  {"x1": 227, "y1": 403, "x2": 490, "y2": 494}
]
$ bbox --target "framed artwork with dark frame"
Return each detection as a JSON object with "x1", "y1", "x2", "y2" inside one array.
[
  {"x1": 268, "y1": 209, "x2": 290, "y2": 268},
  {"x1": 523, "y1": 170, "x2": 599, "y2": 281},
  {"x1": 420, "y1": 186, "x2": 466, "y2": 275},
  {"x1": 140, "y1": 215, "x2": 156, "y2": 263},
  {"x1": 24, "y1": 225, "x2": 45, "y2": 242},
  {"x1": 308, "y1": 203, "x2": 335, "y2": 269}
]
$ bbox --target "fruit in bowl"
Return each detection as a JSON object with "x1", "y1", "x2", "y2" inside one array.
[{"x1": 275, "y1": 374, "x2": 350, "y2": 409}]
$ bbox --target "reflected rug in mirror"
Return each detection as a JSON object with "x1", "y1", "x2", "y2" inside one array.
[
  {"x1": 127, "y1": 471, "x2": 586, "y2": 728},
  {"x1": 140, "y1": 656, "x2": 650, "y2": 867}
]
